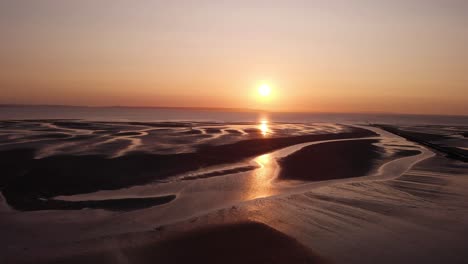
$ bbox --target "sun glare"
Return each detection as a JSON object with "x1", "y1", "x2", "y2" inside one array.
[
  {"x1": 259, "y1": 119, "x2": 269, "y2": 136},
  {"x1": 258, "y1": 84, "x2": 271, "y2": 97}
]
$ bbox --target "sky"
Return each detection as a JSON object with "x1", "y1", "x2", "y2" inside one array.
[{"x1": 0, "y1": 0, "x2": 467, "y2": 115}]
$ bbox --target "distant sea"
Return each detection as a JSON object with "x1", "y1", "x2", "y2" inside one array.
[{"x1": 0, "y1": 105, "x2": 467, "y2": 125}]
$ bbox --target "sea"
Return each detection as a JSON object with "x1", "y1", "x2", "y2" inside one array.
[{"x1": 0, "y1": 105, "x2": 467, "y2": 125}]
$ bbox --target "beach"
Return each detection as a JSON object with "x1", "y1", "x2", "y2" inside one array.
[
  {"x1": 2, "y1": 0, "x2": 467, "y2": 262},
  {"x1": 0, "y1": 119, "x2": 467, "y2": 264}
]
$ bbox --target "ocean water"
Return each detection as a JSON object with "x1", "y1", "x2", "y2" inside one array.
[{"x1": 0, "y1": 105, "x2": 467, "y2": 125}]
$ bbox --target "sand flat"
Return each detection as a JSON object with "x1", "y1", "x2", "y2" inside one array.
[{"x1": 1, "y1": 122, "x2": 467, "y2": 264}]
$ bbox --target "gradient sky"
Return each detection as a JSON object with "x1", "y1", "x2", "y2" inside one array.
[{"x1": 0, "y1": 0, "x2": 467, "y2": 115}]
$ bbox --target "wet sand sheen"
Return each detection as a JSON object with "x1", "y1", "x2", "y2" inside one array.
[
  {"x1": 1, "y1": 127, "x2": 376, "y2": 211},
  {"x1": 3, "y1": 122, "x2": 465, "y2": 264}
]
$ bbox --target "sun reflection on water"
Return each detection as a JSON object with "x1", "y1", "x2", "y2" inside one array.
[
  {"x1": 259, "y1": 119, "x2": 270, "y2": 136},
  {"x1": 256, "y1": 153, "x2": 271, "y2": 169},
  {"x1": 244, "y1": 153, "x2": 275, "y2": 200}
]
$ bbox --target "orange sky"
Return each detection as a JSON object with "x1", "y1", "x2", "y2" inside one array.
[{"x1": 0, "y1": 1, "x2": 467, "y2": 115}]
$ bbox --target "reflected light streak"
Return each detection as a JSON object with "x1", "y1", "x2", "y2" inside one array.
[
  {"x1": 259, "y1": 119, "x2": 270, "y2": 136},
  {"x1": 256, "y1": 153, "x2": 272, "y2": 169},
  {"x1": 244, "y1": 153, "x2": 275, "y2": 200}
]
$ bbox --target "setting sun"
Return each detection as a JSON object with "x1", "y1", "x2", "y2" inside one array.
[{"x1": 258, "y1": 84, "x2": 271, "y2": 97}]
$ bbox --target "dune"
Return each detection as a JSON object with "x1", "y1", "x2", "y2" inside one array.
[{"x1": 46, "y1": 221, "x2": 327, "y2": 264}]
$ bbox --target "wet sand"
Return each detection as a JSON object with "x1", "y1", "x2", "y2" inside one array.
[
  {"x1": 1, "y1": 121, "x2": 467, "y2": 264},
  {"x1": 1, "y1": 124, "x2": 376, "y2": 211}
]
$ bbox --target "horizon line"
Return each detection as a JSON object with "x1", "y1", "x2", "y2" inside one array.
[{"x1": 0, "y1": 103, "x2": 467, "y2": 118}]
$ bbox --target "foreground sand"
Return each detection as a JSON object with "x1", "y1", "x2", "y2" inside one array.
[{"x1": 47, "y1": 221, "x2": 326, "y2": 264}]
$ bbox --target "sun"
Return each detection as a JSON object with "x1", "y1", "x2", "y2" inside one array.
[{"x1": 258, "y1": 84, "x2": 271, "y2": 97}]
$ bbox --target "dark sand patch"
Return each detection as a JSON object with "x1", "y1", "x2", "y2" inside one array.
[
  {"x1": 395, "y1": 149, "x2": 421, "y2": 157},
  {"x1": 39, "y1": 195, "x2": 176, "y2": 211},
  {"x1": 225, "y1": 129, "x2": 243, "y2": 135},
  {"x1": 53, "y1": 121, "x2": 102, "y2": 130},
  {"x1": 243, "y1": 128, "x2": 262, "y2": 134},
  {"x1": 377, "y1": 125, "x2": 449, "y2": 142},
  {"x1": 179, "y1": 129, "x2": 203, "y2": 135},
  {"x1": 114, "y1": 131, "x2": 141, "y2": 136},
  {"x1": 204, "y1": 127, "x2": 224, "y2": 133},
  {"x1": 47, "y1": 221, "x2": 326, "y2": 264},
  {"x1": 52, "y1": 121, "x2": 132, "y2": 134},
  {"x1": 278, "y1": 139, "x2": 382, "y2": 181},
  {"x1": 376, "y1": 125, "x2": 468, "y2": 162},
  {"x1": 24, "y1": 133, "x2": 71, "y2": 139},
  {"x1": 31, "y1": 128, "x2": 69, "y2": 132},
  {"x1": 89, "y1": 140, "x2": 132, "y2": 155},
  {"x1": 182, "y1": 165, "x2": 258, "y2": 180},
  {"x1": 61, "y1": 134, "x2": 98, "y2": 141},
  {"x1": 385, "y1": 144, "x2": 418, "y2": 148},
  {"x1": 126, "y1": 121, "x2": 191, "y2": 128}
]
